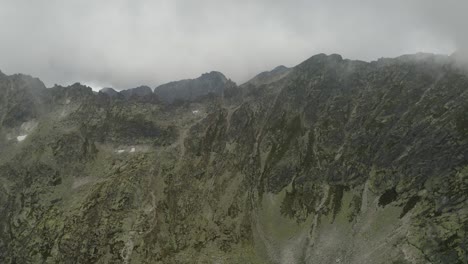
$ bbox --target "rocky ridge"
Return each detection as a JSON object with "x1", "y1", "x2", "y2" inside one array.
[{"x1": 0, "y1": 53, "x2": 467, "y2": 263}]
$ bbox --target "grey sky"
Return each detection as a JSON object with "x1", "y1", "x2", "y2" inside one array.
[{"x1": 0, "y1": 0, "x2": 465, "y2": 90}]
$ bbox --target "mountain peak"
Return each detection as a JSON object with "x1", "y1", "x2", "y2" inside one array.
[
  {"x1": 154, "y1": 71, "x2": 233, "y2": 103},
  {"x1": 300, "y1": 53, "x2": 343, "y2": 66},
  {"x1": 200, "y1": 71, "x2": 227, "y2": 80},
  {"x1": 120, "y1": 85, "x2": 153, "y2": 99},
  {"x1": 246, "y1": 65, "x2": 291, "y2": 86},
  {"x1": 99, "y1": 87, "x2": 120, "y2": 98}
]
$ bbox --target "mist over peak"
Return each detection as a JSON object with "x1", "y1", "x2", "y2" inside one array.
[{"x1": 0, "y1": 0, "x2": 466, "y2": 89}]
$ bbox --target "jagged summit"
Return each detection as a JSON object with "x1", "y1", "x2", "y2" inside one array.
[
  {"x1": 295, "y1": 53, "x2": 344, "y2": 70},
  {"x1": 199, "y1": 71, "x2": 228, "y2": 82},
  {"x1": 0, "y1": 73, "x2": 48, "y2": 128},
  {"x1": 98, "y1": 86, "x2": 154, "y2": 100},
  {"x1": 246, "y1": 64, "x2": 291, "y2": 86},
  {"x1": 120, "y1": 85, "x2": 153, "y2": 99},
  {"x1": 154, "y1": 71, "x2": 234, "y2": 102},
  {"x1": 271, "y1": 65, "x2": 288, "y2": 72},
  {"x1": 99, "y1": 87, "x2": 120, "y2": 98},
  {"x1": 94, "y1": 72, "x2": 232, "y2": 103},
  {"x1": 304, "y1": 53, "x2": 343, "y2": 63}
]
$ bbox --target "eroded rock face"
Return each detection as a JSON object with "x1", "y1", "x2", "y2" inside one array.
[{"x1": 0, "y1": 53, "x2": 467, "y2": 263}]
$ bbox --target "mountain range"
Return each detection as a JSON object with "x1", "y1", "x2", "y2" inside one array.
[{"x1": 0, "y1": 53, "x2": 467, "y2": 263}]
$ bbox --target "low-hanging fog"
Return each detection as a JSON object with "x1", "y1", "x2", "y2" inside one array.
[{"x1": 0, "y1": 0, "x2": 466, "y2": 90}]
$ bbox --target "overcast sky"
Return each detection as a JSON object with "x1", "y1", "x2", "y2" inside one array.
[{"x1": 0, "y1": 0, "x2": 466, "y2": 90}]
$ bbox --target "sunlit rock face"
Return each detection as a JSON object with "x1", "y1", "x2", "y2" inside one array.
[{"x1": 0, "y1": 53, "x2": 467, "y2": 264}]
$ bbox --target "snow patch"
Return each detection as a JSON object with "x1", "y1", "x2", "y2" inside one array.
[
  {"x1": 130, "y1": 147, "x2": 136, "y2": 153},
  {"x1": 192, "y1": 110, "x2": 200, "y2": 114},
  {"x1": 65, "y1": 98, "x2": 71, "y2": 104},
  {"x1": 117, "y1": 149, "x2": 125, "y2": 154},
  {"x1": 17, "y1": 135, "x2": 27, "y2": 142}
]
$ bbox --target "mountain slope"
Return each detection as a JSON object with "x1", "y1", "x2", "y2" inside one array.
[{"x1": 0, "y1": 53, "x2": 467, "y2": 263}]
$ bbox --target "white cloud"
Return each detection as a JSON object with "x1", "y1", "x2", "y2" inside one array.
[{"x1": 0, "y1": 0, "x2": 464, "y2": 89}]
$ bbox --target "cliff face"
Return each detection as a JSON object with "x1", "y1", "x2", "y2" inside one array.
[{"x1": 0, "y1": 53, "x2": 467, "y2": 264}]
